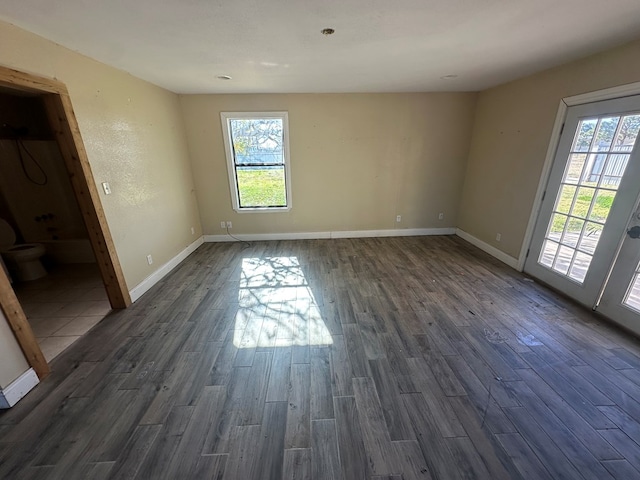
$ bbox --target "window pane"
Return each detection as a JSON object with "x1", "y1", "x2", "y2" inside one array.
[
  {"x1": 555, "y1": 185, "x2": 577, "y2": 214},
  {"x1": 613, "y1": 115, "x2": 640, "y2": 152},
  {"x1": 230, "y1": 118, "x2": 284, "y2": 165},
  {"x1": 564, "y1": 154, "x2": 587, "y2": 184},
  {"x1": 593, "y1": 116, "x2": 620, "y2": 151},
  {"x1": 548, "y1": 213, "x2": 568, "y2": 242},
  {"x1": 572, "y1": 187, "x2": 595, "y2": 218},
  {"x1": 585, "y1": 153, "x2": 607, "y2": 185},
  {"x1": 237, "y1": 166, "x2": 286, "y2": 208},
  {"x1": 624, "y1": 269, "x2": 640, "y2": 313},
  {"x1": 601, "y1": 154, "x2": 629, "y2": 188},
  {"x1": 553, "y1": 245, "x2": 574, "y2": 275},
  {"x1": 579, "y1": 222, "x2": 603, "y2": 255},
  {"x1": 562, "y1": 217, "x2": 584, "y2": 248},
  {"x1": 569, "y1": 252, "x2": 592, "y2": 283},
  {"x1": 572, "y1": 119, "x2": 597, "y2": 152},
  {"x1": 539, "y1": 240, "x2": 559, "y2": 268},
  {"x1": 589, "y1": 190, "x2": 616, "y2": 223}
]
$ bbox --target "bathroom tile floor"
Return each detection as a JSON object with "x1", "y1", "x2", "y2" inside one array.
[{"x1": 12, "y1": 264, "x2": 111, "y2": 362}]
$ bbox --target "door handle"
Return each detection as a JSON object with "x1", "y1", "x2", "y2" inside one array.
[{"x1": 628, "y1": 226, "x2": 640, "y2": 239}]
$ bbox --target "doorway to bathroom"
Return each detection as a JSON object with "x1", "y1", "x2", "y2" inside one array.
[
  {"x1": 0, "y1": 89, "x2": 112, "y2": 362},
  {"x1": 0, "y1": 66, "x2": 130, "y2": 380}
]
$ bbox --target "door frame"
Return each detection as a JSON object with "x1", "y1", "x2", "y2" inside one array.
[
  {"x1": 0, "y1": 65, "x2": 131, "y2": 379},
  {"x1": 519, "y1": 81, "x2": 640, "y2": 271}
]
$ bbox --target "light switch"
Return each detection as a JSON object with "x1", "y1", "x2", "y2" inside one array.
[{"x1": 102, "y1": 182, "x2": 112, "y2": 195}]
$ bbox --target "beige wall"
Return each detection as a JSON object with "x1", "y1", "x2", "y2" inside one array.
[
  {"x1": 180, "y1": 93, "x2": 477, "y2": 235},
  {"x1": 0, "y1": 20, "x2": 202, "y2": 288},
  {"x1": 0, "y1": 20, "x2": 201, "y2": 383},
  {"x1": 0, "y1": 308, "x2": 29, "y2": 388},
  {"x1": 458, "y1": 38, "x2": 640, "y2": 259}
]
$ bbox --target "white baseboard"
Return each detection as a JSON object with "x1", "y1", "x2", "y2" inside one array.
[
  {"x1": 331, "y1": 228, "x2": 456, "y2": 238},
  {"x1": 0, "y1": 368, "x2": 39, "y2": 409},
  {"x1": 128, "y1": 230, "x2": 514, "y2": 302},
  {"x1": 204, "y1": 227, "x2": 456, "y2": 243},
  {"x1": 129, "y1": 236, "x2": 205, "y2": 303},
  {"x1": 455, "y1": 229, "x2": 520, "y2": 270}
]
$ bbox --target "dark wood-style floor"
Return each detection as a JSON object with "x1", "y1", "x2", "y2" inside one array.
[{"x1": 2, "y1": 236, "x2": 640, "y2": 479}]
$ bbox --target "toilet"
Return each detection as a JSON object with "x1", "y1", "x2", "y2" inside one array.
[{"x1": 0, "y1": 219, "x2": 46, "y2": 282}]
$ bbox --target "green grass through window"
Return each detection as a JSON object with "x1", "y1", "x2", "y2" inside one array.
[
  {"x1": 551, "y1": 187, "x2": 615, "y2": 233},
  {"x1": 237, "y1": 167, "x2": 287, "y2": 208}
]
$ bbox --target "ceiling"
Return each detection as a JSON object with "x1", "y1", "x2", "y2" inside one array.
[{"x1": 2, "y1": 0, "x2": 640, "y2": 94}]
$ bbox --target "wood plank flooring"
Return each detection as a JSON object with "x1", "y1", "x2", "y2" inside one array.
[{"x1": 2, "y1": 236, "x2": 640, "y2": 479}]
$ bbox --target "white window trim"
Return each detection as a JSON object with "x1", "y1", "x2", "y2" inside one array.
[{"x1": 220, "y1": 111, "x2": 292, "y2": 213}]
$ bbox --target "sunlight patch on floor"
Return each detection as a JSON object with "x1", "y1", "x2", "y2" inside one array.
[{"x1": 234, "y1": 257, "x2": 332, "y2": 348}]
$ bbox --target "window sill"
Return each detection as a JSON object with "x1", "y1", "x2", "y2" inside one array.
[{"x1": 233, "y1": 206, "x2": 292, "y2": 213}]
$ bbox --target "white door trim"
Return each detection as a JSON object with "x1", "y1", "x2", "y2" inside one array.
[{"x1": 518, "y1": 81, "x2": 640, "y2": 271}]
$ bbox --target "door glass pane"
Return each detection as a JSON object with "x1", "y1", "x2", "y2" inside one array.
[
  {"x1": 589, "y1": 190, "x2": 616, "y2": 223},
  {"x1": 563, "y1": 217, "x2": 584, "y2": 248},
  {"x1": 553, "y1": 245, "x2": 574, "y2": 275},
  {"x1": 565, "y1": 154, "x2": 587, "y2": 184},
  {"x1": 540, "y1": 240, "x2": 559, "y2": 268},
  {"x1": 579, "y1": 222, "x2": 603, "y2": 255},
  {"x1": 573, "y1": 187, "x2": 595, "y2": 217},
  {"x1": 555, "y1": 185, "x2": 577, "y2": 214},
  {"x1": 624, "y1": 263, "x2": 640, "y2": 313},
  {"x1": 570, "y1": 252, "x2": 592, "y2": 283},
  {"x1": 573, "y1": 119, "x2": 598, "y2": 152},
  {"x1": 548, "y1": 213, "x2": 568, "y2": 242},
  {"x1": 538, "y1": 112, "x2": 639, "y2": 283},
  {"x1": 593, "y1": 117, "x2": 620, "y2": 150},
  {"x1": 613, "y1": 115, "x2": 640, "y2": 152},
  {"x1": 601, "y1": 154, "x2": 630, "y2": 188}
]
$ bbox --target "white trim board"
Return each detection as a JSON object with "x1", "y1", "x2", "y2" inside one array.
[
  {"x1": 564, "y1": 81, "x2": 640, "y2": 106},
  {"x1": 456, "y1": 229, "x2": 519, "y2": 270},
  {"x1": 204, "y1": 227, "x2": 456, "y2": 243},
  {"x1": 0, "y1": 368, "x2": 39, "y2": 409},
  {"x1": 129, "y1": 236, "x2": 205, "y2": 303},
  {"x1": 518, "y1": 100, "x2": 568, "y2": 270}
]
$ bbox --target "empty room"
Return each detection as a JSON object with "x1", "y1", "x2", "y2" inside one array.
[{"x1": 2, "y1": 1, "x2": 640, "y2": 479}]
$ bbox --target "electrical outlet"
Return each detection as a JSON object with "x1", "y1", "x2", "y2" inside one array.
[
  {"x1": 146, "y1": 254, "x2": 153, "y2": 265},
  {"x1": 226, "y1": 221, "x2": 232, "y2": 229},
  {"x1": 438, "y1": 213, "x2": 444, "y2": 220},
  {"x1": 496, "y1": 233, "x2": 501, "y2": 242},
  {"x1": 220, "y1": 221, "x2": 226, "y2": 229},
  {"x1": 396, "y1": 215, "x2": 402, "y2": 223},
  {"x1": 191, "y1": 227, "x2": 195, "y2": 235}
]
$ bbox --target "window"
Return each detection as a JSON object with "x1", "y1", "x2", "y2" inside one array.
[{"x1": 221, "y1": 112, "x2": 291, "y2": 212}]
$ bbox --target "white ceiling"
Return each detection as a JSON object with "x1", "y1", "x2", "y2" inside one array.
[{"x1": 2, "y1": 0, "x2": 640, "y2": 94}]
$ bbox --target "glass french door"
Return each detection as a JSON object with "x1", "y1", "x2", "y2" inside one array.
[
  {"x1": 597, "y1": 199, "x2": 640, "y2": 332},
  {"x1": 525, "y1": 95, "x2": 640, "y2": 333}
]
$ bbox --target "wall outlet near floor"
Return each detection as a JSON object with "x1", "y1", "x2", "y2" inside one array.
[
  {"x1": 220, "y1": 221, "x2": 226, "y2": 229},
  {"x1": 438, "y1": 212, "x2": 444, "y2": 220},
  {"x1": 191, "y1": 226, "x2": 195, "y2": 235},
  {"x1": 146, "y1": 254, "x2": 153, "y2": 265},
  {"x1": 396, "y1": 215, "x2": 402, "y2": 223},
  {"x1": 226, "y1": 221, "x2": 232, "y2": 229},
  {"x1": 496, "y1": 233, "x2": 501, "y2": 242}
]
